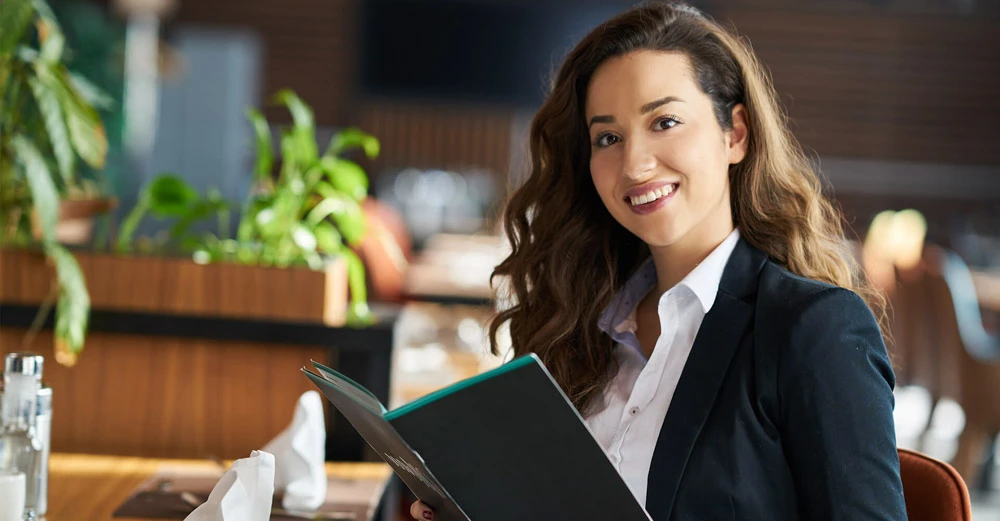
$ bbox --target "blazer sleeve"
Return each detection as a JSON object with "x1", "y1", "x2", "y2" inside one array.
[{"x1": 777, "y1": 287, "x2": 908, "y2": 520}]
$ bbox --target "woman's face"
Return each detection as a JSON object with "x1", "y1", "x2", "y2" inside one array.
[{"x1": 585, "y1": 50, "x2": 748, "y2": 251}]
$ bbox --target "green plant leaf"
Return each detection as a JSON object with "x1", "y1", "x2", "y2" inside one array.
[
  {"x1": 245, "y1": 107, "x2": 273, "y2": 182},
  {"x1": 342, "y1": 249, "x2": 372, "y2": 325},
  {"x1": 46, "y1": 242, "x2": 89, "y2": 357},
  {"x1": 68, "y1": 72, "x2": 114, "y2": 110},
  {"x1": 291, "y1": 224, "x2": 317, "y2": 251},
  {"x1": 28, "y1": 76, "x2": 74, "y2": 185},
  {"x1": 313, "y1": 221, "x2": 342, "y2": 253},
  {"x1": 325, "y1": 127, "x2": 380, "y2": 159},
  {"x1": 0, "y1": 0, "x2": 34, "y2": 57},
  {"x1": 36, "y1": 18, "x2": 64, "y2": 63},
  {"x1": 329, "y1": 193, "x2": 365, "y2": 245},
  {"x1": 10, "y1": 135, "x2": 59, "y2": 243},
  {"x1": 207, "y1": 188, "x2": 230, "y2": 239},
  {"x1": 319, "y1": 156, "x2": 368, "y2": 201},
  {"x1": 14, "y1": 45, "x2": 38, "y2": 63},
  {"x1": 116, "y1": 196, "x2": 147, "y2": 253},
  {"x1": 54, "y1": 66, "x2": 107, "y2": 169},
  {"x1": 236, "y1": 194, "x2": 272, "y2": 243},
  {"x1": 279, "y1": 129, "x2": 303, "y2": 177},
  {"x1": 272, "y1": 89, "x2": 317, "y2": 164},
  {"x1": 168, "y1": 197, "x2": 230, "y2": 242},
  {"x1": 145, "y1": 174, "x2": 199, "y2": 216},
  {"x1": 304, "y1": 194, "x2": 345, "y2": 227}
]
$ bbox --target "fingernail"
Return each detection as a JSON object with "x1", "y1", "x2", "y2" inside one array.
[{"x1": 422, "y1": 510, "x2": 433, "y2": 520}]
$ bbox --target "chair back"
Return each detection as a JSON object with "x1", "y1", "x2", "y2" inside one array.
[{"x1": 898, "y1": 448, "x2": 972, "y2": 521}]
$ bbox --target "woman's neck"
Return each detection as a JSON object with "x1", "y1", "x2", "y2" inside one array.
[{"x1": 648, "y1": 220, "x2": 735, "y2": 295}]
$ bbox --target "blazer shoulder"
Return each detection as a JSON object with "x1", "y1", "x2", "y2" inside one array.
[
  {"x1": 757, "y1": 259, "x2": 841, "y2": 311},
  {"x1": 756, "y1": 259, "x2": 878, "y2": 339}
]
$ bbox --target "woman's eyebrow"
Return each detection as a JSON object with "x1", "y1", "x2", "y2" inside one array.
[{"x1": 588, "y1": 96, "x2": 686, "y2": 128}]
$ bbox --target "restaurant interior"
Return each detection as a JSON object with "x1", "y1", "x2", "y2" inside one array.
[{"x1": 0, "y1": 0, "x2": 997, "y2": 519}]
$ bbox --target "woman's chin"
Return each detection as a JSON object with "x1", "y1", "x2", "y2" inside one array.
[{"x1": 633, "y1": 226, "x2": 686, "y2": 249}]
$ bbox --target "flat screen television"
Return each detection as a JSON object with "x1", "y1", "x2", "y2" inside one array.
[{"x1": 358, "y1": 0, "x2": 625, "y2": 107}]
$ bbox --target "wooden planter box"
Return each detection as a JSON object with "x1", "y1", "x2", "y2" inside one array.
[
  {"x1": 0, "y1": 248, "x2": 348, "y2": 326},
  {"x1": 0, "y1": 248, "x2": 350, "y2": 460}
]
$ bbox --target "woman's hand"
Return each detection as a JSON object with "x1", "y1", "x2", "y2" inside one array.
[{"x1": 409, "y1": 500, "x2": 435, "y2": 520}]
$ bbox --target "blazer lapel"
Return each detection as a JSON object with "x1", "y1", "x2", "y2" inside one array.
[{"x1": 644, "y1": 238, "x2": 766, "y2": 520}]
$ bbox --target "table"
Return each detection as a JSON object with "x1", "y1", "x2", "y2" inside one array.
[
  {"x1": 403, "y1": 233, "x2": 504, "y2": 307},
  {"x1": 45, "y1": 453, "x2": 393, "y2": 521}
]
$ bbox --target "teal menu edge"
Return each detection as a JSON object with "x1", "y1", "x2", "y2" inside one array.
[{"x1": 384, "y1": 353, "x2": 541, "y2": 421}]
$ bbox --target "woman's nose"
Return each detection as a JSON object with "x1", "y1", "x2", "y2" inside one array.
[{"x1": 621, "y1": 138, "x2": 657, "y2": 180}]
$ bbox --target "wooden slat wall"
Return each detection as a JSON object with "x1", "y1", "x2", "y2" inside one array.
[
  {"x1": 163, "y1": 0, "x2": 999, "y2": 172},
  {"x1": 357, "y1": 101, "x2": 514, "y2": 176},
  {"x1": 718, "y1": 9, "x2": 1000, "y2": 165},
  {"x1": 0, "y1": 328, "x2": 326, "y2": 459}
]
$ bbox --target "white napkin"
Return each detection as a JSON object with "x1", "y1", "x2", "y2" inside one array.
[
  {"x1": 184, "y1": 450, "x2": 275, "y2": 521},
  {"x1": 264, "y1": 390, "x2": 328, "y2": 510}
]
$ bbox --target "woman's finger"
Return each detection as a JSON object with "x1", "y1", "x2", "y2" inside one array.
[{"x1": 409, "y1": 500, "x2": 434, "y2": 520}]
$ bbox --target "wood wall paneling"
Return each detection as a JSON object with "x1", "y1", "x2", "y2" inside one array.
[
  {"x1": 357, "y1": 102, "x2": 514, "y2": 177},
  {"x1": 720, "y1": 10, "x2": 1000, "y2": 164},
  {"x1": 158, "y1": 0, "x2": 1000, "y2": 172},
  {"x1": 0, "y1": 328, "x2": 327, "y2": 459}
]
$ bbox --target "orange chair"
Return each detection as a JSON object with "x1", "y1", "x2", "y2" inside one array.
[{"x1": 899, "y1": 448, "x2": 972, "y2": 521}]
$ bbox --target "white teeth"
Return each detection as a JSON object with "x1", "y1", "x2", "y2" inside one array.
[{"x1": 629, "y1": 184, "x2": 676, "y2": 206}]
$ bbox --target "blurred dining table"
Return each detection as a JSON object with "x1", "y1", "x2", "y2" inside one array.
[{"x1": 46, "y1": 453, "x2": 392, "y2": 521}]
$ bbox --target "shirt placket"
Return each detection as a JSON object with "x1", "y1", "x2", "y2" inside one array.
[{"x1": 608, "y1": 291, "x2": 680, "y2": 469}]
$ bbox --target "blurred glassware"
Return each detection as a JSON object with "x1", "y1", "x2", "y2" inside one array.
[
  {"x1": 0, "y1": 354, "x2": 44, "y2": 520},
  {"x1": 0, "y1": 469, "x2": 26, "y2": 521},
  {"x1": 376, "y1": 168, "x2": 497, "y2": 249}
]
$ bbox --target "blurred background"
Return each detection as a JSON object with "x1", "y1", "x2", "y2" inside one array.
[{"x1": 1, "y1": 0, "x2": 998, "y2": 519}]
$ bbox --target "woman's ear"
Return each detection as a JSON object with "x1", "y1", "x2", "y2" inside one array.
[{"x1": 727, "y1": 104, "x2": 749, "y2": 165}]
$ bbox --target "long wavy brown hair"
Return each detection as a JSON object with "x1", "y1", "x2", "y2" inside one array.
[{"x1": 489, "y1": 1, "x2": 886, "y2": 413}]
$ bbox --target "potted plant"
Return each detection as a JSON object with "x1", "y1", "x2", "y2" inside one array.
[
  {"x1": 229, "y1": 89, "x2": 379, "y2": 324},
  {"x1": 113, "y1": 89, "x2": 379, "y2": 324},
  {"x1": 0, "y1": 0, "x2": 114, "y2": 365}
]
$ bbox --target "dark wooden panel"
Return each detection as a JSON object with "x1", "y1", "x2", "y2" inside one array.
[
  {"x1": 142, "y1": 1, "x2": 1000, "y2": 177},
  {"x1": 358, "y1": 101, "x2": 514, "y2": 176},
  {"x1": 718, "y1": 9, "x2": 1000, "y2": 164},
  {"x1": 0, "y1": 328, "x2": 327, "y2": 459}
]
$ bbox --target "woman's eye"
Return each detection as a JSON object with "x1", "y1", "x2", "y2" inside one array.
[
  {"x1": 655, "y1": 117, "x2": 680, "y2": 130},
  {"x1": 594, "y1": 133, "x2": 620, "y2": 148}
]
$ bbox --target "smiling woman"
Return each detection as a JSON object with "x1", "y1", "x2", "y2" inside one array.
[
  {"x1": 410, "y1": 2, "x2": 907, "y2": 520},
  {"x1": 586, "y1": 51, "x2": 746, "y2": 279}
]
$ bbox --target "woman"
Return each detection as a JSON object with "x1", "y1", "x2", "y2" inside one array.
[{"x1": 413, "y1": 2, "x2": 907, "y2": 519}]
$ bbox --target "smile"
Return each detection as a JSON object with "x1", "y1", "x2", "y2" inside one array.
[
  {"x1": 627, "y1": 184, "x2": 676, "y2": 206},
  {"x1": 623, "y1": 182, "x2": 678, "y2": 215}
]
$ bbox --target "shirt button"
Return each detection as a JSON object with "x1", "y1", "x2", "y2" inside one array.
[{"x1": 630, "y1": 406, "x2": 640, "y2": 415}]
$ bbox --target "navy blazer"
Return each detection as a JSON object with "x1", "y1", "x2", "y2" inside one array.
[{"x1": 644, "y1": 237, "x2": 908, "y2": 520}]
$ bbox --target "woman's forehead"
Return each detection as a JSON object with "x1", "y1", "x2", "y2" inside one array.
[{"x1": 585, "y1": 51, "x2": 701, "y2": 117}]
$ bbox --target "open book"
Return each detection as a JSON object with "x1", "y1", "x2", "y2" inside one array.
[{"x1": 302, "y1": 353, "x2": 651, "y2": 521}]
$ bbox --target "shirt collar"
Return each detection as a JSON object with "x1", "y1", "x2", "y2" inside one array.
[
  {"x1": 682, "y1": 228, "x2": 741, "y2": 313},
  {"x1": 597, "y1": 229, "x2": 741, "y2": 341}
]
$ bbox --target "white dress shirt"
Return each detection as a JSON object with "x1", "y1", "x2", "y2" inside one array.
[{"x1": 585, "y1": 229, "x2": 741, "y2": 505}]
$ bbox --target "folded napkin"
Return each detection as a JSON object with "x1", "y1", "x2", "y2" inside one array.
[
  {"x1": 264, "y1": 390, "x2": 328, "y2": 511},
  {"x1": 184, "y1": 450, "x2": 275, "y2": 521}
]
